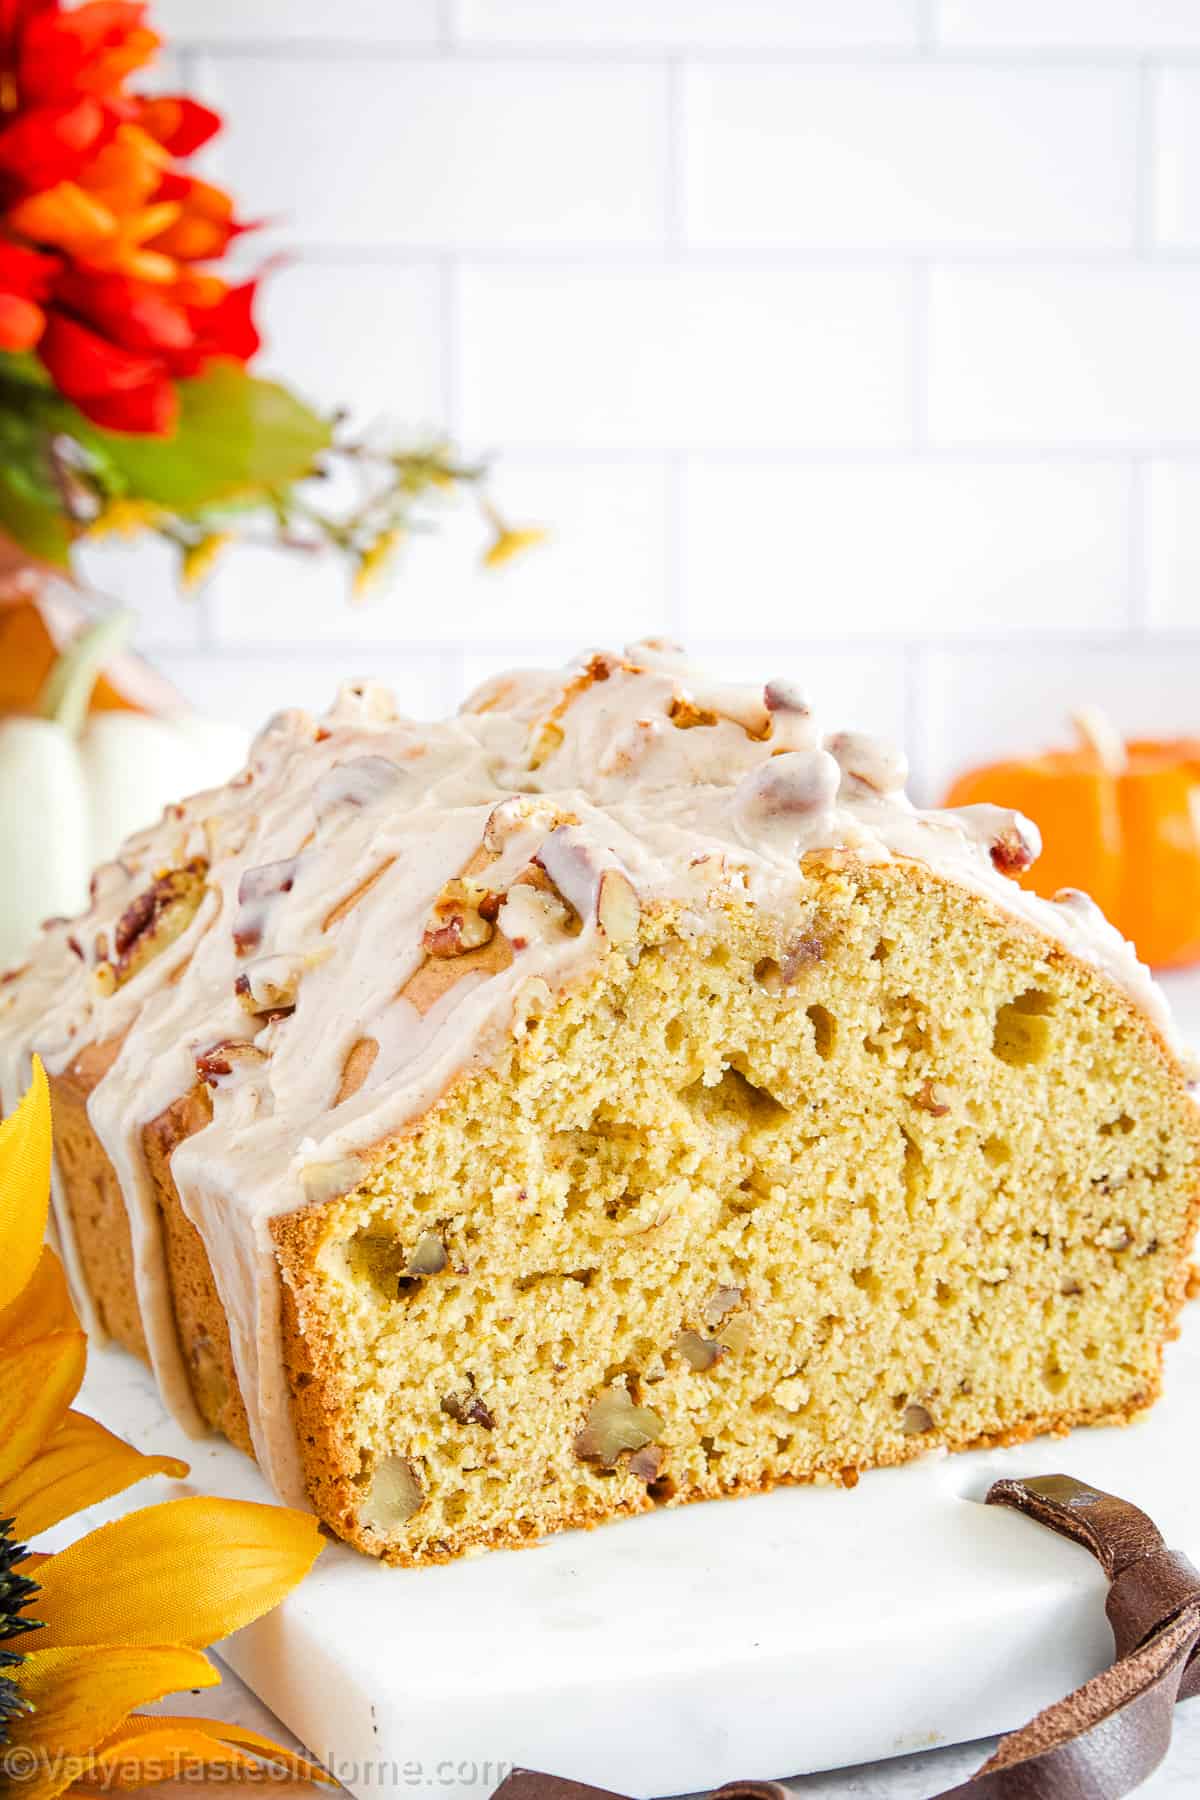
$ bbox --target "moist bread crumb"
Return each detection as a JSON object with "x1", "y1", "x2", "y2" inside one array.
[{"x1": 3, "y1": 644, "x2": 1198, "y2": 1563}]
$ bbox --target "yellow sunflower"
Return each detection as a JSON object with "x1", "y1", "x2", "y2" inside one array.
[{"x1": 0, "y1": 1060, "x2": 331, "y2": 1799}]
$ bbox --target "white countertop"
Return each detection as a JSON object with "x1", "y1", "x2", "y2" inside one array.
[{"x1": 146, "y1": 1658, "x2": 1200, "y2": 1798}]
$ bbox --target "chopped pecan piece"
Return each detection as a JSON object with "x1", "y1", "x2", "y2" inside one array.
[
  {"x1": 108, "y1": 858, "x2": 208, "y2": 987},
  {"x1": 441, "y1": 1392, "x2": 496, "y2": 1431},
  {"x1": 990, "y1": 821, "x2": 1039, "y2": 874},
  {"x1": 596, "y1": 869, "x2": 640, "y2": 948},
  {"x1": 668, "y1": 692, "x2": 719, "y2": 730},
  {"x1": 195, "y1": 1038, "x2": 268, "y2": 1087},
  {"x1": 423, "y1": 878, "x2": 501, "y2": 959},
  {"x1": 573, "y1": 1387, "x2": 664, "y2": 1468},
  {"x1": 361, "y1": 1455, "x2": 424, "y2": 1530},
  {"x1": 675, "y1": 1329, "x2": 724, "y2": 1372},
  {"x1": 235, "y1": 953, "x2": 302, "y2": 1020},
  {"x1": 702, "y1": 1285, "x2": 743, "y2": 1329},
  {"x1": 408, "y1": 1232, "x2": 448, "y2": 1276},
  {"x1": 826, "y1": 730, "x2": 908, "y2": 797},
  {"x1": 914, "y1": 1078, "x2": 952, "y2": 1118},
  {"x1": 628, "y1": 1444, "x2": 665, "y2": 1483},
  {"x1": 312, "y1": 755, "x2": 400, "y2": 820},
  {"x1": 233, "y1": 856, "x2": 302, "y2": 955}
]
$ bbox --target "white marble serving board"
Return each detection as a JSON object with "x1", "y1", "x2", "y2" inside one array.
[{"x1": 77, "y1": 1307, "x2": 1200, "y2": 1800}]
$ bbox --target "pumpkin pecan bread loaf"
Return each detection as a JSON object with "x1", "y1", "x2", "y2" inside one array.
[{"x1": 2, "y1": 643, "x2": 1198, "y2": 1565}]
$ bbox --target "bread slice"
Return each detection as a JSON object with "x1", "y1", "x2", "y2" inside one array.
[{"x1": 2, "y1": 646, "x2": 1197, "y2": 1564}]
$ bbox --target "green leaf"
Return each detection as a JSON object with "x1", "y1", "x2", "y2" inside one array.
[
  {"x1": 78, "y1": 360, "x2": 334, "y2": 513},
  {"x1": 0, "y1": 470, "x2": 71, "y2": 564},
  {"x1": 0, "y1": 351, "x2": 53, "y2": 394}
]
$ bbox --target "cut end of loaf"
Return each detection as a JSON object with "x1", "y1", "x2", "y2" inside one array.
[{"x1": 272, "y1": 859, "x2": 1200, "y2": 1564}]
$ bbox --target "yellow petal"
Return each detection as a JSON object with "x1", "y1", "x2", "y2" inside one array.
[
  {"x1": 70, "y1": 1724, "x2": 285, "y2": 1792},
  {"x1": 33, "y1": 1496, "x2": 323, "y2": 1652},
  {"x1": 0, "y1": 1058, "x2": 51, "y2": 1314},
  {"x1": 5, "y1": 1646, "x2": 216, "y2": 1800},
  {"x1": 0, "y1": 1330, "x2": 87, "y2": 1486},
  {"x1": 0, "y1": 1246, "x2": 79, "y2": 1353},
  {"x1": 482, "y1": 524, "x2": 549, "y2": 570},
  {"x1": 0, "y1": 1409, "x2": 188, "y2": 1540},
  {"x1": 95, "y1": 1715, "x2": 332, "y2": 1784}
]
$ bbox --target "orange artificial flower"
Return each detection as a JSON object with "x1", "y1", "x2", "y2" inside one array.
[{"x1": 0, "y1": 0, "x2": 259, "y2": 432}]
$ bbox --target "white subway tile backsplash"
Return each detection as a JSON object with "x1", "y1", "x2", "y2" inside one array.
[
  {"x1": 454, "y1": 459, "x2": 672, "y2": 645},
  {"x1": 1145, "y1": 461, "x2": 1200, "y2": 630},
  {"x1": 936, "y1": 0, "x2": 1200, "y2": 50},
  {"x1": 206, "y1": 546, "x2": 362, "y2": 649},
  {"x1": 1153, "y1": 69, "x2": 1200, "y2": 249},
  {"x1": 458, "y1": 266, "x2": 914, "y2": 449},
  {"x1": 682, "y1": 461, "x2": 1132, "y2": 638},
  {"x1": 919, "y1": 643, "x2": 1200, "y2": 797},
  {"x1": 156, "y1": 650, "x2": 460, "y2": 731},
  {"x1": 74, "y1": 540, "x2": 205, "y2": 652},
  {"x1": 256, "y1": 262, "x2": 445, "y2": 424},
  {"x1": 201, "y1": 58, "x2": 667, "y2": 250},
  {"x1": 451, "y1": 0, "x2": 920, "y2": 49},
  {"x1": 93, "y1": 0, "x2": 1200, "y2": 782},
  {"x1": 929, "y1": 269, "x2": 1200, "y2": 447},
  {"x1": 207, "y1": 462, "x2": 670, "y2": 650},
  {"x1": 153, "y1": 0, "x2": 441, "y2": 45},
  {"x1": 685, "y1": 66, "x2": 1136, "y2": 251}
]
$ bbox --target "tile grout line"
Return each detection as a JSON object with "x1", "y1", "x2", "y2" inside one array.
[
  {"x1": 384, "y1": 445, "x2": 1200, "y2": 466},
  {"x1": 1129, "y1": 458, "x2": 1151, "y2": 633},
  {"x1": 659, "y1": 52, "x2": 685, "y2": 636},
  {"x1": 663, "y1": 56, "x2": 686, "y2": 252},
  {"x1": 903, "y1": 641, "x2": 932, "y2": 803},
  {"x1": 229, "y1": 245, "x2": 1200, "y2": 270},
  {"x1": 160, "y1": 42, "x2": 1200, "y2": 68},
  {"x1": 177, "y1": 629, "x2": 1200, "y2": 661},
  {"x1": 663, "y1": 456, "x2": 687, "y2": 639},
  {"x1": 439, "y1": 259, "x2": 462, "y2": 441},
  {"x1": 1135, "y1": 59, "x2": 1158, "y2": 252},
  {"x1": 910, "y1": 262, "x2": 931, "y2": 449}
]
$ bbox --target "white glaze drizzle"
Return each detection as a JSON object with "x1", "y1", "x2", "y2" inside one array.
[{"x1": 0, "y1": 645, "x2": 1190, "y2": 1505}]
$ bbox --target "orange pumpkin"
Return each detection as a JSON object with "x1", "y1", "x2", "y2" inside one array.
[
  {"x1": 944, "y1": 712, "x2": 1200, "y2": 971},
  {"x1": 0, "y1": 542, "x2": 184, "y2": 719}
]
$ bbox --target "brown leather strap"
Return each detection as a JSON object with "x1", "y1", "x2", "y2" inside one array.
[
  {"x1": 491, "y1": 1474, "x2": 1200, "y2": 1800},
  {"x1": 937, "y1": 1475, "x2": 1200, "y2": 1796}
]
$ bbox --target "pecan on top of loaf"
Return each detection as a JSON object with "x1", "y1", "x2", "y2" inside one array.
[{"x1": 0, "y1": 643, "x2": 1185, "y2": 1505}]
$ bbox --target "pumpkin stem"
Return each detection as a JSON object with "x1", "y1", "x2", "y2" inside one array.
[
  {"x1": 1071, "y1": 706, "x2": 1127, "y2": 776},
  {"x1": 36, "y1": 609, "x2": 136, "y2": 738}
]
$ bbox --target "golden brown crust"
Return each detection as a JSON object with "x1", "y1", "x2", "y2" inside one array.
[
  {"x1": 50, "y1": 1041, "x2": 147, "y2": 1356},
  {"x1": 49, "y1": 1047, "x2": 257, "y2": 1454},
  {"x1": 141, "y1": 1084, "x2": 255, "y2": 1455},
  {"x1": 274, "y1": 1224, "x2": 371, "y2": 1542},
  {"x1": 368, "y1": 1390, "x2": 1161, "y2": 1568}
]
